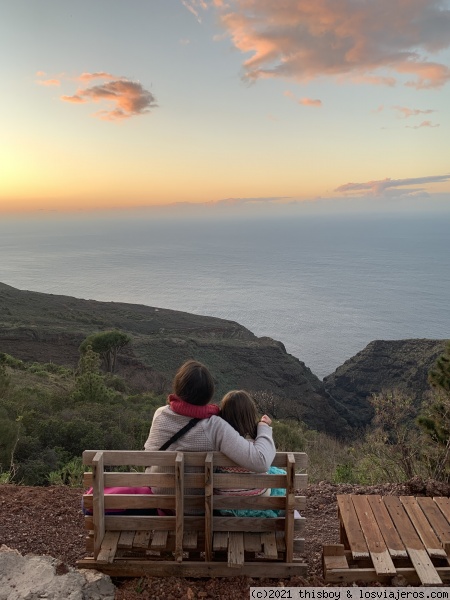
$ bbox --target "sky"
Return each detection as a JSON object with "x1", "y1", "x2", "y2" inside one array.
[{"x1": 1, "y1": 0, "x2": 450, "y2": 216}]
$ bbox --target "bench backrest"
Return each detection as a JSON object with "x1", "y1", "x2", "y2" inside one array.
[{"x1": 82, "y1": 450, "x2": 307, "y2": 562}]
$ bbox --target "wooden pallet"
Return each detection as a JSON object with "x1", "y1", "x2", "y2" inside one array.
[
  {"x1": 323, "y1": 495, "x2": 450, "y2": 585},
  {"x1": 77, "y1": 449, "x2": 308, "y2": 578}
]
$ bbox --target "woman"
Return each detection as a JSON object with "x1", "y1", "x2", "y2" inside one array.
[{"x1": 144, "y1": 360, "x2": 275, "y2": 476}]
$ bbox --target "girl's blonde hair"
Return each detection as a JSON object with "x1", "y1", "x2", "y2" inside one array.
[{"x1": 220, "y1": 390, "x2": 259, "y2": 439}]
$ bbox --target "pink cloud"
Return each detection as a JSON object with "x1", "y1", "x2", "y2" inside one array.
[
  {"x1": 393, "y1": 106, "x2": 435, "y2": 118},
  {"x1": 205, "y1": 0, "x2": 450, "y2": 89},
  {"x1": 407, "y1": 120, "x2": 440, "y2": 129},
  {"x1": 335, "y1": 175, "x2": 450, "y2": 197},
  {"x1": 59, "y1": 76, "x2": 157, "y2": 120}
]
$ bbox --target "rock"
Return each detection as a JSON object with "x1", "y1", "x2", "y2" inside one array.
[
  {"x1": 324, "y1": 339, "x2": 449, "y2": 429},
  {"x1": 0, "y1": 546, "x2": 115, "y2": 600}
]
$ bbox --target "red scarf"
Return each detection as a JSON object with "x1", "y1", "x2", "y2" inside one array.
[{"x1": 168, "y1": 394, "x2": 220, "y2": 419}]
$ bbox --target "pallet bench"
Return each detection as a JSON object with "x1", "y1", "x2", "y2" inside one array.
[
  {"x1": 323, "y1": 494, "x2": 450, "y2": 586},
  {"x1": 77, "y1": 450, "x2": 307, "y2": 578}
]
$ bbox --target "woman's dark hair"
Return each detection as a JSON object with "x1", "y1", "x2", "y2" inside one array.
[
  {"x1": 173, "y1": 360, "x2": 214, "y2": 406},
  {"x1": 220, "y1": 390, "x2": 259, "y2": 439}
]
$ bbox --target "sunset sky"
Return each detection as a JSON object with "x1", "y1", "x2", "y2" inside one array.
[{"x1": 2, "y1": 0, "x2": 450, "y2": 215}]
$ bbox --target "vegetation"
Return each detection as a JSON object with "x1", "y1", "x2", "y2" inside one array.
[
  {"x1": 0, "y1": 352, "x2": 165, "y2": 485},
  {"x1": 1, "y1": 339, "x2": 449, "y2": 487},
  {"x1": 79, "y1": 330, "x2": 131, "y2": 373}
]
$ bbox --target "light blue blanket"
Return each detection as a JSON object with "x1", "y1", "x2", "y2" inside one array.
[{"x1": 219, "y1": 466, "x2": 286, "y2": 518}]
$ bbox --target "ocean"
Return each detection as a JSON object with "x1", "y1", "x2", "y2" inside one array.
[{"x1": 0, "y1": 211, "x2": 449, "y2": 378}]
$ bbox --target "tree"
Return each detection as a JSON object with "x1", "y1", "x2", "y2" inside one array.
[
  {"x1": 80, "y1": 330, "x2": 131, "y2": 373},
  {"x1": 361, "y1": 390, "x2": 421, "y2": 481},
  {"x1": 0, "y1": 364, "x2": 10, "y2": 398},
  {"x1": 72, "y1": 345, "x2": 115, "y2": 404},
  {"x1": 416, "y1": 342, "x2": 450, "y2": 481},
  {"x1": 428, "y1": 341, "x2": 450, "y2": 393}
]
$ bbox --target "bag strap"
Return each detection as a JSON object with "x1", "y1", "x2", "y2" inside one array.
[{"x1": 158, "y1": 418, "x2": 201, "y2": 451}]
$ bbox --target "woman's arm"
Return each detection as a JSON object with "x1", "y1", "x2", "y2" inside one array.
[{"x1": 208, "y1": 417, "x2": 276, "y2": 472}]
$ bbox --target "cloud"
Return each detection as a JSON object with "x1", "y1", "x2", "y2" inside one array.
[
  {"x1": 284, "y1": 90, "x2": 322, "y2": 107},
  {"x1": 78, "y1": 72, "x2": 121, "y2": 82},
  {"x1": 35, "y1": 71, "x2": 61, "y2": 86},
  {"x1": 181, "y1": 0, "x2": 207, "y2": 22},
  {"x1": 406, "y1": 120, "x2": 440, "y2": 128},
  {"x1": 56, "y1": 73, "x2": 157, "y2": 121},
  {"x1": 204, "y1": 0, "x2": 450, "y2": 89},
  {"x1": 299, "y1": 97, "x2": 322, "y2": 107},
  {"x1": 36, "y1": 78, "x2": 60, "y2": 86},
  {"x1": 335, "y1": 174, "x2": 450, "y2": 197},
  {"x1": 393, "y1": 106, "x2": 435, "y2": 118}
]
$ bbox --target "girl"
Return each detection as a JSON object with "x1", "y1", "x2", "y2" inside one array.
[{"x1": 217, "y1": 390, "x2": 285, "y2": 517}]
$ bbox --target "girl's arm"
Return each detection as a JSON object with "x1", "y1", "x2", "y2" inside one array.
[{"x1": 208, "y1": 416, "x2": 276, "y2": 472}]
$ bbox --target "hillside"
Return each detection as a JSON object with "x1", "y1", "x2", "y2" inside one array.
[
  {"x1": 324, "y1": 338, "x2": 449, "y2": 428},
  {"x1": 0, "y1": 282, "x2": 350, "y2": 437}
]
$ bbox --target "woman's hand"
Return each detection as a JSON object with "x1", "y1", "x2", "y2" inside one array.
[{"x1": 260, "y1": 414, "x2": 272, "y2": 426}]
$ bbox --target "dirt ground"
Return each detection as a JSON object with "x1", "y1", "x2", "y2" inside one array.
[{"x1": 1, "y1": 480, "x2": 441, "y2": 599}]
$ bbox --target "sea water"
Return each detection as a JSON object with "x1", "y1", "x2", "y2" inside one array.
[{"x1": 0, "y1": 212, "x2": 449, "y2": 378}]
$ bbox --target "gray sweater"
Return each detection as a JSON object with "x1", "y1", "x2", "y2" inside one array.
[{"x1": 144, "y1": 405, "x2": 276, "y2": 472}]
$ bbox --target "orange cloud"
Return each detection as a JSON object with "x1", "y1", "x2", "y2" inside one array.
[
  {"x1": 36, "y1": 79, "x2": 60, "y2": 86},
  {"x1": 205, "y1": 0, "x2": 450, "y2": 89},
  {"x1": 58, "y1": 75, "x2": 157, "y2": 120},
  {"x1": 284, "y1": 90, "x2": 322, "y2": 107},
  {"x1": 299, "y1": 97, "x2": 322, "y2": 107},
  {"x1": 60, "y1": 94, "x2": 86, "y2": 104},
  {"x1": 78, "y1": 72, "x2": 120, "y2": 81}
]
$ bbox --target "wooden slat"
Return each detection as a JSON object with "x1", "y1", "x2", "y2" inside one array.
[
  {"x1": 285, "y1": 453, "x2": 295, "y2": 562},
  {"x1": 213, "y1": 495, "x2": 305, "y2": 511},
  {"x1": 212, "y1": 515, "x2": 303, "y2": 533},
  {"x1": 151, "y1": 530, "x2": 169, "y2": 550},
  {"x1": 83, "y1": 494, "x2": 177, "y2": 511},
  {"x1": 434, "y1": 497, "x2": 450, "y2": 526},
  {"x1": 213, "y1": 473, "x2": 305, "y2": 489},
  {"x1": 92, "y1": 451, "x2": 105, "y2": 560},
  {"x1": 118, "y1": 531, "x2": 135, "y2": 549},
  {"x1": 323, "y1": 544, "x2": 349, "y2": 570},
  {"x1": 366, "y1": 495, "x2": 407, "y2": 559},
  {"x1": 174, "y1": 453, "x2": 184, "y2": 562},
  {"x1": 352, "y1": 495, "x2": 396, "y2": 576},
  {"x1": 275, "y1": 531, "x2": 286, "y2": 552},
  {"x1": 337, "y1": 495, "x2": 369, "y2": 559},
  {"x1": 76, "y1": 559, "x2": 308, "y2": 578},
  {"x1": 228, "y1": 532, "x2": 245, "y2": 567},
  {"x1": 417, "y1": 497, "x2": 450, "y2": 550},
  {"x1": 400, "y1": 496, "x2": 447, "y2": 559},
  {"x1": 83, "y1": 450, "x2": 308, "y2": 471},
  {"x1": 262, "y1": 532, "x2": 278, "y2": 560},
  {"x1": 384, "y1": 496, "x2": 442, "y2": 586},
  {"x1": 182, "y1": 531, "x2": 198, "y2": 550},
  {"x1": 244, "y1": 532, "x2": 262, "y2": 552},
  {"x1": 205, "y1": 453, "x2": 213, "y2": 562},
  {"x1": 133, "y1": 531, "x2": 151, "y2": 549},
  {"x1": 97, "y1": 531, "x2": 120, "y2": 564},
  {"x1": 213, "y1": 532, "x2": 228, "y2": 551}
]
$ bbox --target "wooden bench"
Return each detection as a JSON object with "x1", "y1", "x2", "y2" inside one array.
[
  {"x1": 323, "y1": 494, "x2": 450, "y2": 586},
  {"x1": 76, "y1": 450, "x2": 307, "y2": 578}
]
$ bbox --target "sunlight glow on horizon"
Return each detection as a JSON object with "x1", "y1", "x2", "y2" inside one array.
[{"x1": 1, "y1": 1, "x2": 450, "y2": 216}]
